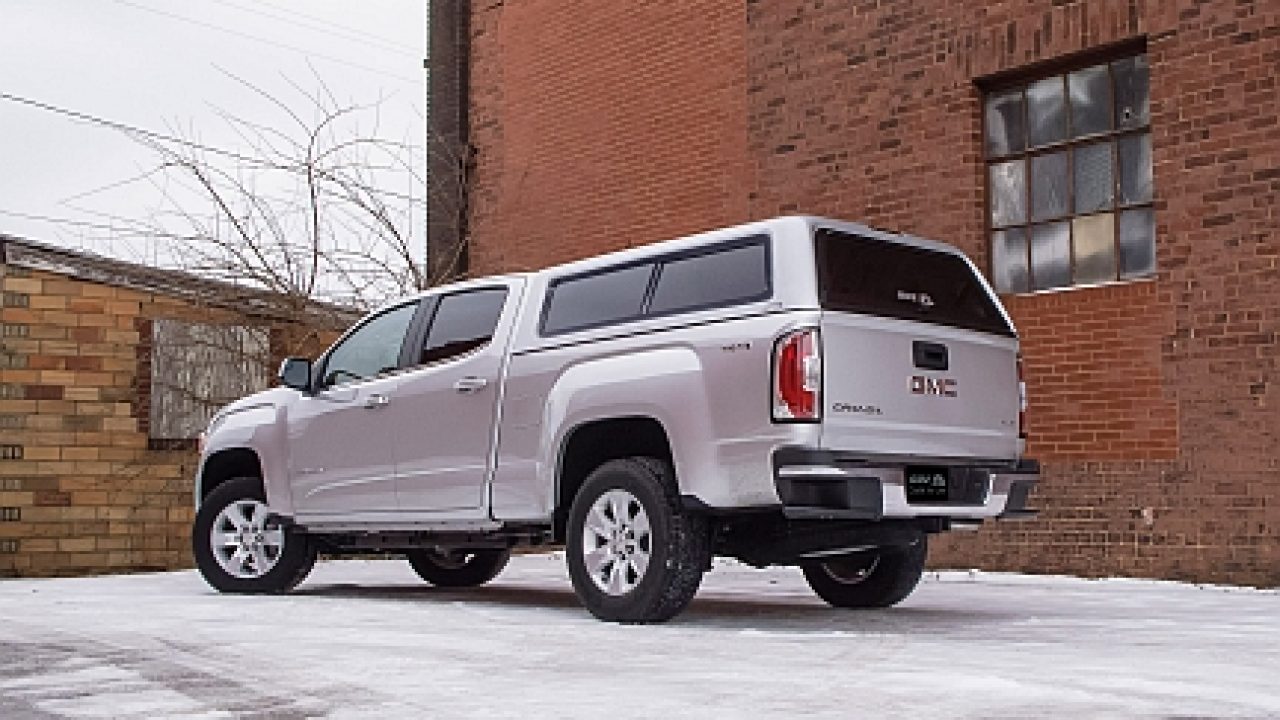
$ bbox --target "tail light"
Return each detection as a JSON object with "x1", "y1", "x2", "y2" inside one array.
[
  {"x1": 773, "y1": 328, "x2": 822, "y2": 422},
  {"x1": 1017, "y1": 353, "x2": 1027, "y2": 439}
]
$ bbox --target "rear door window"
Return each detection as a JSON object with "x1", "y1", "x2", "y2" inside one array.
[
  {"x1": 648, "y1": 240, "x2": 770, "y2": 316},
  {"x1": 815, "y1": 229, "x2": 1014, "y2": 337},
  {"x1": 420, "y1": 287, "x2": 509, "y2": 365},
  {"x1": 542, "y1": 263, "x2": 654, "y2": 335}
]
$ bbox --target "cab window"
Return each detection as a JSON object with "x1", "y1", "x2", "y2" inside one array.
[
  {"x1": 320, "y1": 301, "x2": 419, "y2": 387},
  {"x1": 420, "y1": 288, "x2": 508, "y2": 365}
]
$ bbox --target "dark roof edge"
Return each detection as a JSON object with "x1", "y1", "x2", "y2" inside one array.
[{"x1": 0, "y1": 232, "x2": 358, "y2": 328}]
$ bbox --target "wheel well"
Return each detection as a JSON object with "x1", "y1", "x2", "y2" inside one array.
[
  {"x1": 199, "y1": 448, "x2": 263, "y2": 502},
  {"x1": 554, "y1": 417, "x2": 673, "y2": 541}
]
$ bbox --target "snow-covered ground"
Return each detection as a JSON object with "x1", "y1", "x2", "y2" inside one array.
[{"x1": 1, "y1": 555, "x2": 1277, "y2": 719}]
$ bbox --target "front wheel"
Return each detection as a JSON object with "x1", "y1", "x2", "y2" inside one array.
[
  {"x1": 801, "y1": 535, "x2": 928, "y2": 609},
  {"x1": 566, "y1": 457, "x2": 709, "y2": 623},
  {"x1": 192, "y1": 477, "x2": 316, "y2": 594},
  {"x1": 406, "y1": 547, "x2": 511, "y2": 587}
]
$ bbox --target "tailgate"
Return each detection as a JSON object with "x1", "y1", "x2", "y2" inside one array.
[
  {"x1": 819, "y1": 313, "x2": 1020, "y2": 459},
  {"x1": 811, "y1": 226, "x2": 1021, "y2": 460}
]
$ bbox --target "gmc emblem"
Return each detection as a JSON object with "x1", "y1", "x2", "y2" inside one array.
[{"x1": 910, "y1": 376, "x2": 957, "y2": 397}]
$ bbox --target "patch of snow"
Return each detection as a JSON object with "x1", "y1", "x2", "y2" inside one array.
[{"x1": 1, "y1": 554, "x2": 1277, "y2": 719}]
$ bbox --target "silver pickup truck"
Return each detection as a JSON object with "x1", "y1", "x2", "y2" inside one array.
[{"x1": 192, "y1": 216, "x2": 1038, "y2": 622}]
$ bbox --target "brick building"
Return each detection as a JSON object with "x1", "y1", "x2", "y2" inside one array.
[
  {"x1": 428, "y1": 0, "x2": 1279, "y2": 584},
  {"x1": 0, "y1": 236, "x2": 346, "y2": 577}
]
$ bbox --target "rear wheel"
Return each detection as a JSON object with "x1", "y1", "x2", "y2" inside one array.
[
  {"x1": 801, "y1": 535, "x2": 927, "y2": 608},
  {"x1": 193, "y1": 477, "x2": 316, "y2": 594},
  {"x1": 566, "y1": 457, "x2": 709, "y2": 623},
  {"x1": 406, "y1": 547, "x2": 511, "y2": 588}
]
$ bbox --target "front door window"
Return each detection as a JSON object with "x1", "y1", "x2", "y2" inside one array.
[{"x1": 321, "y1": 302, "x2": 419, "y2": 387}]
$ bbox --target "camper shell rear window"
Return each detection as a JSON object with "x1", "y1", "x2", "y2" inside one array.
[{"x1": 815, "y1": 229, "x2": 1014, "y2": 337}]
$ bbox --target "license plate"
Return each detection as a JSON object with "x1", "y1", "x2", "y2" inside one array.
[{"x1": 906, "y1": 467, "x2": 949, "y2": 503}]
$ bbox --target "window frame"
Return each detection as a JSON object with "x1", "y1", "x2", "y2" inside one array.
[
  {"x1": 147, "y1": 319, "x2": 271, "y2": 442},
  {"x1": 980, "y1": 42, "x2": 1153, "y2": 294},
  {"x1": 538, "y1": 234, "x2": 773, "y2": 337}
]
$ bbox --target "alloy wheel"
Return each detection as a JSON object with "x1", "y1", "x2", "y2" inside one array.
[
  {"x1": 210, "y1": 499, "x2": 285, "y2": 579},
  {"x1": 581, "y1": 489, "x2": 652, "y2": 596}
]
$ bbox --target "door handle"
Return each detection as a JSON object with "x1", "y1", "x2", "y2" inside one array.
[
  {"x1": 453, "y1": 376, "x2": 489, "y2": 394},
  {"x1": 363, "y1": 393, "x2": 390, "y2": 409}
]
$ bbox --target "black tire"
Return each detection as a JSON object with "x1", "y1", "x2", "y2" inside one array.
[
  {"x1": 406, "y1": 547, "x2": 511, "y2": 588},
  {"x1": 801, "y1": 535, "x2": 928, "y2": 609},
  {"x1": 192, "y1": 476, "x2": 316, "y2": 594},
  {"x1": 566, "y1": 457, "x2": 709, "y2": 623}
]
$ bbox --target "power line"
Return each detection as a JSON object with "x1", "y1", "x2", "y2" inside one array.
[
  {"x1": 110, "y1": 0, "x2": 420, "y2": 85},
  {"x1": 207, "y1": 0, "x2": 421, "y2": 55},
  {"x1": 0, "y1": 208, "x2": 151, "y2": 235},
  {"x1": 0, "y1": 91, "x2": 260, "y2": 164},
  {"x1": 0, "y1": 207, "x2": 424, "y2": 245},
  {"x1": 0, "y1": 91, "x2": 424, "y2": 205},
  {"x1": 57, "y1": 168, "x2": 167, "y2": 205}
]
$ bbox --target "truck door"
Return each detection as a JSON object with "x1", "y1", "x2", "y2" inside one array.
[
  {"x1": 391, "y1": 281, "x2": 522, "y2": 512},
  {"x1": 288, "y1": 300, "x2": 422, "y2": 516}
]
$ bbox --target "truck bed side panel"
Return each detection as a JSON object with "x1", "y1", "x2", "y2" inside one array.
[{"x1": 490, "y1": 310, "x2": 821, "y2": 519}]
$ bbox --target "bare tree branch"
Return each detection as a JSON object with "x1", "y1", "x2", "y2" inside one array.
[{"x1": 98, "y1": 72, "x2": 466, "y2": 312}]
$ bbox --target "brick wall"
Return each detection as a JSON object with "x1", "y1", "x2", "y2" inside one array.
[
  {"x1": 0, "y1": 264, "x2": 339, "y2": 578},
  {"x1": 467, "y1": 1, "x2": 1280, "y2": 584},
  {"x1": 742, "y1": 0, "x2": 1279, "y2": 585},
  {"x1": 1005, "y1": 282, "x2": 1177, "y2": 461},
  {"x1": 468, "y1": 0, "x2": 752, "y2": 274},
  {"x1": 0, "y1": 266, "x2": 193, "y2": 576}
]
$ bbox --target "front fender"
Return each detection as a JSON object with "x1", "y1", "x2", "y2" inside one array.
[{"x1": 196, "y1": 392, "x2": 294, "y2": 515}]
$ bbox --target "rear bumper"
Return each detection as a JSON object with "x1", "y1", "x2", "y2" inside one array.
[{"x1": 772, "y1": 448, "x2": 1039, "y2": 521}]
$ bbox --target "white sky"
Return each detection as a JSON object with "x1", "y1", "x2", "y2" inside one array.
[{"x1": 0, "y1": 0, "x2": 426, "y2": 267}]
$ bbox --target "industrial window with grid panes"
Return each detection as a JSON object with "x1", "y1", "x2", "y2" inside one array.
[{"x1": 985, "y1": 54, "x2": 1154, "y2": 293}]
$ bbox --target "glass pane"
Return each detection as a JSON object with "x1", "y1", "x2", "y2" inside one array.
[
  {"x1": 1119, "y1": 132, "x2": 1153, "y2": 204},
  {"x1": 322, "y1": 302, "x2": 419, "y2": 387},
  {"x1": 816, "y1": 230, "x2": 1014, "y2": 336},
  {"x1": 420, "y1": 288, "x2": 508, "y2": 365},
  {"x1": 1031, "y1": 151, "x2": 1069, "y2": 221},
  {"x1": 985, "y1": 89, "x2": 1025, "y2": 156},
  {"x1": 1113, "y1": 55, "x2": 1150, "y2": 129},
  {"x1": 1072, "y1": 213, "x2": 1117, "y2": 285},
  {"x1": 1119, "y1": 208, "x2": 1156, "y2": 278},
  {"x1": 649, "y1": 241, "x2": 770, "y2": 315},
  {"x1": 989, "y1": 159, "x2": 1026, "y2": 227},
  {"x1": 1068, "y1": 64, "x2": 1111, "y2": 137},
  {"x1": 1074, "y1": 141, "x2": 1114, "y2": 214},
  {"x1": 1030, "y1": 221, "x2": 1071, "y2": 290},
  {"x1": 1027, "y1": 76, "x2": 1067, "y2": 147},
  {"x1": 991, "y1": 228, "x2": 1030, "y2": 294},
  {"x1": 542, "y1": 264, "x2": 654, "y2": 334}
]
